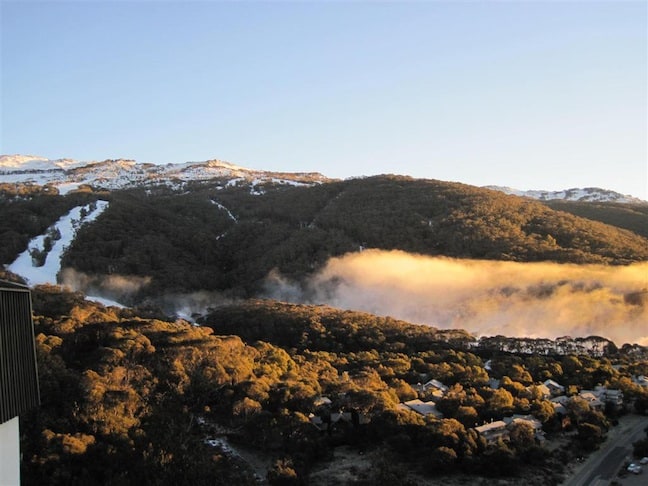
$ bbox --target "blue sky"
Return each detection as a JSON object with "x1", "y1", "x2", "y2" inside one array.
[{"x1": 1, "y1": 1, "x2": 646, "y2": 198}]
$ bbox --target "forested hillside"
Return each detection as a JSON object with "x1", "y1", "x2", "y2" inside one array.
[
  {"x1": 20, "y1": 286, "x2": 648, "y2": 485},
  {"x1": 2, "y1": 175, "x2": 639, "y2": 301},
  {"x1": 0, "y1": 185, "x2": 98, "y2": 265},
  {"x1": 543, "y1": 200, "x2": 648, "y2": 238}
]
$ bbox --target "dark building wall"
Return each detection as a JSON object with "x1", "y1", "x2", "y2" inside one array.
[{"x1": 0, "y1": 281, "x2": 40, "y2": 424}]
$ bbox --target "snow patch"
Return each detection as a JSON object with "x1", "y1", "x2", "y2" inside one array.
[
  {"x1": 0, "y1": 154, "x2": 330, "y2": 194},
  {"x1": 7, "y1": 201, "x2": 109, "y2": 285},
  {"x1": 486, "y1": 185, "x2": 647, "y2": 204},
  {"x1": 211, "y1": 200, "x2": 238, "y2": 222}
]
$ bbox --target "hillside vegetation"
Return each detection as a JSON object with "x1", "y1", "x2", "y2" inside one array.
[
  {"x1": 544, "y1": 200, "x2": 648, "y2": 238},
  {"x1": 2, "y1": 176, "x2": 647, "y2": 301},
  {"x1": 0, "y1": 186, "x2": 97, "y2": 265},
  {"x1": 21, "y1": 286, "x2": 648, "y2": 485}
]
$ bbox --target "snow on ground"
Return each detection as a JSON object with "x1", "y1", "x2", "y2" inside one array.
[
  {"x1": 86, "y1": 295, "x2": 126, "y2": 308},
  {"x1": 7, "y1": 201, "x2": 109, "y2": 286},
  {"x1": 0, "y1": 155, "x2": 85, "y2": 171},
  {"x1": 485, "y1": 185, "x2": 647, "y2": 204},
  {"x1": 211, "y1": 200, "x2": 238, "y2": 222}
]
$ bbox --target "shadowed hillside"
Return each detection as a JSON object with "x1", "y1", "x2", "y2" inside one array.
[
  {"x1": 2, "y1": 176, "x2": 647, "y2": 301},
  {"x1": 544, "y1": 200, "x2": 648, "y2": 238}
]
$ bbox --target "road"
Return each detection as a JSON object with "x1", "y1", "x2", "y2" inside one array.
[{"x1": 562, "y1": 414, "x2": 648, "y2": 486}]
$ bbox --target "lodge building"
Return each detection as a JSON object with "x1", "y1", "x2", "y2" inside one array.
[{"x1": 0, "y1": 280, "x2": 40, "y2": 485}]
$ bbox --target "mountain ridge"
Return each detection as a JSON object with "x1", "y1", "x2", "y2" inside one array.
[
  {"x1": 485, "y1": 185, "x2": 647, "y2": 205},
  {"x1": 2, "y1": 154, "x2": 645, "y2": 204},
  {"x1": 0, "y1": 154, "x2": 330, "y2": 195}
]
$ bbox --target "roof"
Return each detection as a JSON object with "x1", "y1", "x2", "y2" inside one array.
[
  {"x1": 402, "y1": 399, "x2": 443, "y2": 417},
  {"x1": 475, "y1": 420, "x2": 507, "y2": 434},
  {"x1": 423, "y1": 379, "x2": 449, "y2": 392},
  {"x1": 0, "y1": 283, "x2": 40, "y2": 423},
  {"x1": 0, "y1": 280, "x2": 29, "y2": 292},
  {"x1": 504, "y1": 414, "x2": 542, "y2": 430},
  {"x1": 543, "y1": 379, "x2": 564, "y2": 389}
]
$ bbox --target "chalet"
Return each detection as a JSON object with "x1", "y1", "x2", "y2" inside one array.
[
  {"x1": 593, "y1": 386, "x2": 624, "y2": 408},
  {"x1": 504, "y1": 414, "x2": 545, "y2": 442},
  {"x1": 550, "y1": 395, "x2": 569, "y2": 415},
  {"x1": 475, "y1": 420, "x2": 509, "y2": 444},
  {"x1": 543, "y1": 379, "x2": 565, "y2": 396},
  {"x1": 0, "y1": 281, "x2": 40, "y2": 486},
  {"x1": 578, "y1": 391, "x2": 604, "y2": 410},
  {"x1": 415, "y1": 378, "x2": 449, "y2": 397},
  {"x1": 399, "y1": 399, "x2": 443, "y2": 418},
  {"x1": 633, "y1": 375, "x2": 648, "y2": 387},
  {"x1": 474, "y1": 414, "x2": 546, "y2": 445},
  {"x1": 309, "y1": 409, "x2": 370, "y2": 432}
]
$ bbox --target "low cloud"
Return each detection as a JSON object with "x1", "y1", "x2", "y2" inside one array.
[
  {"x1": 263, "y1": 250, "x2": 648, "y2": 345},
  {"x1": 60, "y1": 268, "x2": 151, "y2": 304},
  {"x1": 147, "y1": 290, "x2": 235, "y2": 322}
]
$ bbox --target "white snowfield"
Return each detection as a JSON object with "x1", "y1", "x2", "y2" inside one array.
[
  {"x1": 485, "y1": 185, "x2": 647, "y2": 205},
  {"x1": 7, "y1": 201, "x2": 109, "y2": 286},
  {"x1": 0, "y1": 154, "x2": 329, "y2": 195},
  {"x1": 2, "y1": 154, "x2": 644, "y2": 204}
]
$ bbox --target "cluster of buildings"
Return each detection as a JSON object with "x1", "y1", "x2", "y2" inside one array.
[
  {"x1": 306, "y1": 359, "x2": 644, "y2": 448},
  {"x1": 395, "y1": 369, "x2": 629, "y2": 446}
]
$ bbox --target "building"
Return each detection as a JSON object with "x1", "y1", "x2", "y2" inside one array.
[
  {"x1": 399, "y1": 399, "x2": 443, "y2": 418},
  {"x1": 633, "y1": 375, "x2": 648, "y2": 387},
  {"x1": 578, "y1": 391, "x2": 604, "y2": 410},
  {"x1": 504, "y1": 414, "x2": 545, "y2": 442},
  {"x1": 543, "y1": 379, "x2": 565, "y2": 396},
  {"x1": 414, "y1": 378, "x2": 449, "y2": 398},
  {"x1": 0, "y1": 281, "x2": 40, "y2": 486},
  {"x1": 475, "y1": 420, "x2": 509, "y2": 444},
  {"x1": 593, "y1": 386, "x2": 624, "y2": 408}
]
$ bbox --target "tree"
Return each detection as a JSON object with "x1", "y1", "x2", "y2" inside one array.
[
  {"x1": 486, "y1": 388, "x2": 514, "y2": 417},
  {"x1": 577, "y1": 423, "x2": 603, "y2": 450},
  {"x1": 427, "y1": 446, "x2": 458, "y2": 473},
  {"x1": 267, "y1": 458, "x2": 300, "y2": 486},
  {"x1": 508, "y1": 422, "x2": 535, "y2": 451}
]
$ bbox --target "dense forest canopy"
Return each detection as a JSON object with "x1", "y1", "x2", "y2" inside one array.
[
  {"x1": 2, "y1": 175, "x2": 646, "y2": 304},
  {"x1": 17, "y1": 286, "x2": 648, "y2": 485}
]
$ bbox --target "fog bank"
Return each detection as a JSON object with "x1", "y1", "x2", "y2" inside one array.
[{"x1": 263, "y1": 250, "x2": 648, "y2": 345}]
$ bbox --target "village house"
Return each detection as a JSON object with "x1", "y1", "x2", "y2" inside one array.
[
  {"x1": 475, "y1": 420, "x2": 509, "y2": 444},
  {"x1": 594, "y1": 386, "x2": 624, "y2": 408},
  {"x1": 577, "y1": 386, "x2": 624, "y2": 410},
  {"x1": 503, "y1": 414, "x2": 545, "y2": 442},
  {"x1": 398, "y1": 399, "x2": 443, "y2": 418},
  {"x1": 550, "y1": 395, "x2": 569, "y2": 415},
  {"x1": 308, "y1": 409, "x2": 370, "y2": 433},
  {"x1": 543, "y1": 379, "x2": 565, "y2": 396},
  {"x1": 633, "y1": 375, "x2": 648, "y2": 387},
  {"x1": 578, "y1": 391, "x2": 604, "y2": 410},
  {"x1": 414, "y1": 379, "x2": 449, "y2": 398},
  {"x1": 474, "y1": 414, "x2": 546, "y2": 445}
]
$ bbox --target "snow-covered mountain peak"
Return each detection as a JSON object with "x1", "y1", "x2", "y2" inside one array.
[
  {"x1": 0, "y1": 154, "x2": 331, "y2": 194},
  {"x1": 0, "y1": 155, "x2": 88, "y2": 172},
  {"x1": 0, "y1": 154, "x2": 89, "y2": 172},
  {"x1": 485, "y1": 185, "x2": 647, "y2": 205}
]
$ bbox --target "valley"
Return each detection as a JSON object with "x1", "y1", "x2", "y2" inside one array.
[{"x1": 1, "y1": 155, "x2": 648, "y2": 485}]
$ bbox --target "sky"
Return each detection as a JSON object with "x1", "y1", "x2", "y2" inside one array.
[{"x1": 1, "y1": 1, "x2": 646, "y2": 199}]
